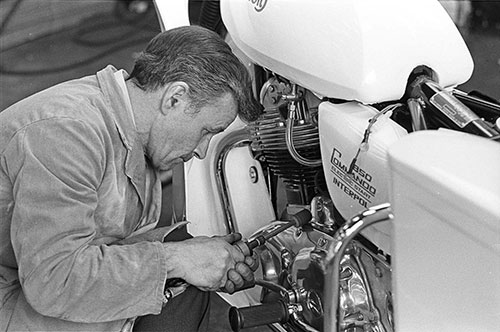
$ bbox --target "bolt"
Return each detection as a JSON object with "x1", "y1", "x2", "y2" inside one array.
[
  {"x1": 316, "y1": 198, "x2": 324, "y2": 211},
  {"x1": 295, "y1": 228, "x2": 302, "y2": 238},
  {"x1": 309, "y1": 250, "x2": 325, "y2": 262},
  {"x1": 317, "y1": 237, "x2": 327, "y2": 248},
  {"x1": 249, "y1": 166, "x2": 258, "y2": 183}
]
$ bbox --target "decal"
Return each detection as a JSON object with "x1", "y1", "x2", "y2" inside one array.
[
  {"x1": 329, "y1": 148, "x2": 377, "y2": 208},
  {"x1": 430, "y1": 91, "x2": 478, "y2": 128},
  {"x1": 249, "y1": 0, "x2": 267, "y2": 12}
]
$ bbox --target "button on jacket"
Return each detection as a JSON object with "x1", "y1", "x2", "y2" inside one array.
[{"x1": 0, "y1": 66, "x2": 176, "y2": 331}]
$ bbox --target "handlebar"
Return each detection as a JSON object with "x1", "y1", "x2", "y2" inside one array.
[{"x1": 229, "y1": 301, "x2": 289, "y2": 332}]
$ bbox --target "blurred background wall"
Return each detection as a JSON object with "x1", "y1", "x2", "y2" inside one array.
[
  {"x1": 440, "y1": 0, "x2": 500, "y2": 101},
  {"x1": 1, "y1": 0, "x2": 499, "y2": 111},
  {"x1": 0, "y1": 0, "x2": 116, "y2": 50},
  {"x1": 0, "y1": 0, "x2": 162, "y2": 109}
]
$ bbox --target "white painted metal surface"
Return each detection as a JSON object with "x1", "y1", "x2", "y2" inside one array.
[
  {"x1": 153, "y1": 0, "x2": 190, "y2": 30},
  {"x1": 319, "y1": 101, "x2": 407, "y2": 252},
  {"x1": 185, "y1": 118, "x2": 275, "y2": 237},
  {"x1": 388, "y1": 130, "x2": 500, "y2": 331},
  {"x1": 221, "y1": 0, "x2": 473, "y2": 103}
]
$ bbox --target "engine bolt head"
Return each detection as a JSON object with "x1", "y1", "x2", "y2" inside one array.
[
  {"x1": 307, "y1": 290, "x2": 324, "y2": 317},
  {"x1": 249, "y1": 166, "x2": 258, "y2": 183},
  {"x1": 295, "y1": 228, "x2": 303, "y2": 238},
  {"x1": 317, "y1": 237, "x2": 328, "y2": 248}
]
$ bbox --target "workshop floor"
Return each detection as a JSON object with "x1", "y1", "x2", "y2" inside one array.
[{"x1": 1, "y1": 1, "x2": 499, "y2": 332}]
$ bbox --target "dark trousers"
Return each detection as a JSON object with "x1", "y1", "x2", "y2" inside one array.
[{"x1": 133, "y1": 226, "x2": 211, "y2": 332}]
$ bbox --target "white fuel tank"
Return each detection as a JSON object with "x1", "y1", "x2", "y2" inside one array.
[{"x1": 221, "y1": 0, "x2": 473, "y2": 104}]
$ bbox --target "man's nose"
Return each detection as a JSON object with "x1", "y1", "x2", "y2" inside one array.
[{"x1": 194, "y1": 136, "x2": 211, "y2": 160}]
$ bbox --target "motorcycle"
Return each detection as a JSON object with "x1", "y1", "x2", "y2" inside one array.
[{"x1": 154, "y1": 1, "x2": 500, "y2": 331}]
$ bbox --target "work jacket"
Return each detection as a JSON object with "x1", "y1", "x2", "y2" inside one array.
[{"x1": 0, "y1": 66, "x2": 177, "y2": 331}]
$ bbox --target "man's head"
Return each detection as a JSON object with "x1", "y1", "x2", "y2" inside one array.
[
  {"x1": 128, "y1": 26, "x2": 262, "y2": 170},
  {"x1": 129, "y1": 25, "x2": 261, "y2": 123}
]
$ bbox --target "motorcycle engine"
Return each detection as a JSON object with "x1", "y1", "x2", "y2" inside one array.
[
  {"x1": 241, "y1": 75, "x2": 395, "y2": 332},
  {"x1": 243, "y1": 202, "x2": 393, "y2": 332},
  {"x1": 249, "y1": 75, "x2": 324, "y2": 208}
]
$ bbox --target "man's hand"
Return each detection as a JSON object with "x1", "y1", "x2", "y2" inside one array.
[
  {"x1": 163, "y1": 233, "x2": 245, "y2": 291},
  {"x1": 220, "y1": 233, "x2": 260, "y2": 294},
  {"x1": 222, "y1": 253, "x2": 259, "y2": 294}
]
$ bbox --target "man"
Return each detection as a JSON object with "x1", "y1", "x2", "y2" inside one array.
[{"x1": 0, "y1": 25, "x2": 262, "y2": 331}]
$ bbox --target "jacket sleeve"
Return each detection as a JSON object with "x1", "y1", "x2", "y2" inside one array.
[{"x1": 8, "y1": 118, "x2": 168, "y2": 323}]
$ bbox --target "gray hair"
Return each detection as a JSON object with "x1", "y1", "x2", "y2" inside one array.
[{"x1": 129, "y1": 25, "x2": 262, "y2": 122}]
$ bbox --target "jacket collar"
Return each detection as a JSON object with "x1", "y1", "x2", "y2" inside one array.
[
  {"x1": 96, "y1": 65, "x2": 137, "y2": 150},
  {"x1": 96, "y1": 65, "x2": 147, "y2": 206}
]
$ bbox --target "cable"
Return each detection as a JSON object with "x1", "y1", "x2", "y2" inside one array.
[
  {"x1": 0, "y1": 0, "x2": 24, "y2": 34},
  {"x1": 347, "y1": 103, "x2": 404, "y2": 175},
  {"x1": 0, "y1": 0, "x2": 23, "y2": 36},
  {"x1": 0, "y1": 37, "x2": 148, "y2": 75},
  {"x1": 0, "y1": 20, "x2": 83, "y2": 53},
  {"x1": 72, "y1": 2, "x2": 157, "y2": 47}
]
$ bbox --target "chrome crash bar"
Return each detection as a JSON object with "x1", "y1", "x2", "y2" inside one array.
[
  {"x1": 323, "y1": 203, "x2": 394, "y2": 331},
  {"x1": 213, "y1": 128, "x2": 252, "y2": 234}
]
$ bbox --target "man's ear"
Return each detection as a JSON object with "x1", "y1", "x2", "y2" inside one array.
[{"x1": 160, "y1": 82, "x2": 190, "y2": 115}]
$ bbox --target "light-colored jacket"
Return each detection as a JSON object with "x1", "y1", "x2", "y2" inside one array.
[{"x1": 0, "y1": 66, "x2": 176, "y2": 331}]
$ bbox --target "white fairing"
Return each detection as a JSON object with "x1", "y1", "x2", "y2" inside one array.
[
  {"x1": 319, "y1": 101, "x2": 407, "y2": 251},
  {"x1": 221, "y1": 0, "x2": 473, "y2": 103},
  {"x1": 184, "y1": 118, "x2": 276, "y2": 238},
  {"x1": 388, "y1": 130, "x2": 500, "y2": 331}
]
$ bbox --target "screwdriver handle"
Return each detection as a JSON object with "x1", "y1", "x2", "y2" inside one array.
[
  {"x1": 233, "y1": 234, "x2": 266, "y2": 256},
  {"x1": 232, "y1": 209, "x2": 312, "y2": 256}
]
